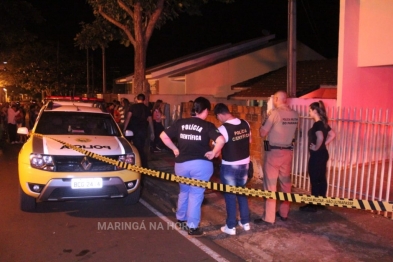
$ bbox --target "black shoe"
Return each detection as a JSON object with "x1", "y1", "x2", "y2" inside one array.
[
  {"x1": 299, "y1": 204, "x2": 317, "y2": 212},
  {"x1": 177, "y1": 220, "x2": 189, "y2": 231},
  {"x1": 254, "y1": 218, "x2": 274, "y2": 225},
  {"x1": 188, "y1": 227, "x2": 203, "y2": 236},
  {"x1": 276, "y1": 212, "x2": 288, "y2": 221}
]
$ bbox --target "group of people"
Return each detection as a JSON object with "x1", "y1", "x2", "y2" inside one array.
[
  {"x1": 153, "y1": 91, "x2": 335, "y2": 236},
  {"x1": 254, "y1": 91, "x2": 334, "y2": 227},
  {"x1": 1, "y1": 91, "x2": 335, "y2": 236},
  {"x1": 120, "y1": 94, "x2": 167, "y2": 168},
  {"x1": 0, "y1": 101, "x2": 41, "y2": 146}
]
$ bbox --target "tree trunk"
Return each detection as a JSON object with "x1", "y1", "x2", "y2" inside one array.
[
  {"x1": 133, "y1": 42, "x2": 146, "y2": 96},
  {"x1": 133, "y1": 3, "x2": 150, "y2": 103}
]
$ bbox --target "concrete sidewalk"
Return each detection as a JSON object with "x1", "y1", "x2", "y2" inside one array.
[{"x1": 144, "y1": 150, "x2": 393, "y2": 261}]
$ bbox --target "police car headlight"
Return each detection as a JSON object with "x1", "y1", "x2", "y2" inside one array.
[
  {"x1": 30, "y1": 154, "x2": 55, "y2": 171},
  {"x1": 116, "y1": 153, "x2": 135, "y2": 170}
]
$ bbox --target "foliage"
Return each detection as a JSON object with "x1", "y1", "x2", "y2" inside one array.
[
  {"x1": 1, "y1": 41, "x2": 87, "y2": 97},
  {"x1": 85, "y1": 0, "x2": 233, "y2": 97},
  {"x1": 75, "y1": 17, "x2": 121, "y2": 51},
  {"x1": 0, "y1": 0, "x2": 87, "y2": 98}
]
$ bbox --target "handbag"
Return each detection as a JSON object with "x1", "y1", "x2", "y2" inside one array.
[{"x1": 248, "y1": 161, "x2": 254, "y2": 179}]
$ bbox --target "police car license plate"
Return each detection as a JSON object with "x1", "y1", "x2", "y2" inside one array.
[{"x1": 71, "y1": 178, "x2": 103, "y2": 189}]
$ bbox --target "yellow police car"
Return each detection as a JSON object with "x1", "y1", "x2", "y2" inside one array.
[{"x1": 17, "y1": 98, "x2": 141, "y2": 212}]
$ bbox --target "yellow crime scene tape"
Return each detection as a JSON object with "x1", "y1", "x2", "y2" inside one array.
[{"x1": 36, "y1": 134, "x2": 392, "y2": 213}]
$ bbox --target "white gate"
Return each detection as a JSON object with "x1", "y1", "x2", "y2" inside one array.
[{"x1": 291, "y1": 105, "x2": 393, "y2": 219}]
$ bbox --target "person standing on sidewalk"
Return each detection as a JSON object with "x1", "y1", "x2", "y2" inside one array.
[
  {"x1": 214, "y1": 103, "x2": 251, "y2": 235},
  {"x1": 160, "y1": 97, "x2": 225, "y2": 236},
  {"x1": 123, "y1": 94, "x2": 154, "y2": 168},
  {"x1": 299, "y1": 101, "x2": 335, "y2": 212},
  {"x1": 254, "y1": 90, "x2": 299, "y2": 224},
  {"x1": 7, "y1": 104, "x2": 21, "y2": 144},
  {"x1": 150, "y1": 100, "x2": 167, "y2": 152}
]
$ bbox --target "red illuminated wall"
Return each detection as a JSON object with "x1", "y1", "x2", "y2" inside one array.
[{"x1": 337, "y1": 0, "x2": 393, "y2": 111}]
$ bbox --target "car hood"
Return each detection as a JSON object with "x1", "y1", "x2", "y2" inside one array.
[{"x1": 32, "y1": 135, "x2": 130, "y2": 156}]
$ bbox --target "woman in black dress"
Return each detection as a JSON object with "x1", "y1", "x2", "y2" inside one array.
[{"x1": 300, "y1": 101, "x2": 335, "y2": 212}]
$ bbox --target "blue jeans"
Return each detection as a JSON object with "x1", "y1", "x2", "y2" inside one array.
[
  {"x1": 220, "y1": 164, "x2": 250, "y2": 228},
  {"x1": 175, "y1": 159, "x2": 213, "y2": 229}
]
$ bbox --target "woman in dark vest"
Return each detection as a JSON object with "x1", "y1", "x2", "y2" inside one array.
[{"x1": 160, "y1": 97, "x2": 225, "y2": 235}]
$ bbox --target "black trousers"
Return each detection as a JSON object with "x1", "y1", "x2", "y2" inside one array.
[
  {"x1": 131, "y1": 130, "x2": 148, "y2": 168},
  {"x1": 7, "y1": 123, "x2": 17, "y2": 143},
  {"x1": 308, "y1": 150, "x2": 329, "y2": 197},
  {"x1": 151, "y1": 121, "x2": 165, "y2": 149}
]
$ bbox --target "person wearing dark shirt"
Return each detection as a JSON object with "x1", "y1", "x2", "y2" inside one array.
[
  {"x1": 160, "y1": 97, "x2": 225, "y2": 236},
  {"x1": 300, "y1": 101, "x2": 335, "y2": 212},
  {"x1": 123, "y1": 94, "x2": 154, "y2": 168},
  {"x1": 214, "y1": 103, "x2": 251, "y2": 235},
  {"x1": 150, "y1": 100, "x2": 166, "y2": 152}
]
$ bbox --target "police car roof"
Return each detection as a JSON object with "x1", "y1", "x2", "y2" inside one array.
[
  {"x1": 46, "y1": 105, "x2": 104, "y2": 113},
  {"x1": 45, "y1": 101, "x2": 106, "y2": 113}
]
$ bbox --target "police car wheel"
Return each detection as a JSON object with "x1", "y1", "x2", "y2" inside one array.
[
  {"x1": 20, "y1": 186, "x2": 36, "y2": 212},
  {"x1": 124, "y1": 186, "x2": 141, "y2": 205}
]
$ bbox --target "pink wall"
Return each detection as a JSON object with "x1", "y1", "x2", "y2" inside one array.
[{"x1": 338, "y1": 0, "x2": 393, "y2": 111}]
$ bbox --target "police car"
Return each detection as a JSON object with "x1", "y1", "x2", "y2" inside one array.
[{"x1": 17, "y1": 97, "x2": 141, "y2": 212}]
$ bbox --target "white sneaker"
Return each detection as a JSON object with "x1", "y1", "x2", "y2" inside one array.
[
  {"x1": 221, "y1": 225, "x2": 236, "y2": 235},
  {"x1": 238, "y1": 221, "x2": 251, "y2": 231}
]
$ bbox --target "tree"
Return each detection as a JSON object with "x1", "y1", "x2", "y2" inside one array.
[
  {"x1": 0, "y1": 0, "x2": 88, "y2": 99},
  {"x1": 75, "y1": 18, "x2": 121, "y2": 94},
  {"x1": 86, "y1": 0, "x2": 233, "y2": 100},
  {"x1": 3, "y1": 41, "x2": 86, "y2": 98}
]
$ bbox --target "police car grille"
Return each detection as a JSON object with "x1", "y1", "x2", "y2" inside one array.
[
  {"x1": 48, "y1": 186, "x2": 121, "y2": 199},
  {"x1": 54, "y1": 156, "x2": 118, "y2": 172}
]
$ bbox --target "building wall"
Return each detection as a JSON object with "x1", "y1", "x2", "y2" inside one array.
[
  {"x1": 358, "y1": 0, "x2": 393, "y2": 67},
  {"x1": 337, "y1": 0, "x2": 393, "y2": 110},
  {"x1": 156, "y1": 41, "x2": 325, "y2": 99},
  {"x1": 155, "y1": 77, "x2": 185, "y2": 95}
]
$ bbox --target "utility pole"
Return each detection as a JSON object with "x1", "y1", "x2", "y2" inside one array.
[
  {"x1": 102, "y1": 47, "x2": 106, "y2": 94},
  {"x1": 287, "y1": 0, "x2": 297, "y2": 98},
  {"x1": 86, "y1": 49, "x2": 90, "y2": 95}
]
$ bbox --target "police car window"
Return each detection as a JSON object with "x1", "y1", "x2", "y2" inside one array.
[{"x1": 35, "y1": 112, "x2": 120, "y2": 136}]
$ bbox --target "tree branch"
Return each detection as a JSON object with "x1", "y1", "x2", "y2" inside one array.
[
  {"x1": 145, "y1": 0, "x2": 165, "y2": 42},
  {"x1": 97, "y1": 4, "x2": 135, "y2": 46},
  {"x1": 117, "y1": 0, "x2": 134, "y2": 20}
]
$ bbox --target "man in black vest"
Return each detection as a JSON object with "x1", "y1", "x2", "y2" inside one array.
[{"x1": 214, "y1": 103, "x2": 251, "y2": 236}]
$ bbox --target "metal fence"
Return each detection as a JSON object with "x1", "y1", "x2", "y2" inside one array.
[{"x1": 291, "y1": 105, "x2": 393, "y2": 219}]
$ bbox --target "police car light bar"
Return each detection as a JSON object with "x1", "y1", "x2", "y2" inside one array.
[{"x1": 45, "y1": 96, "x2": 105, "y2": 102}]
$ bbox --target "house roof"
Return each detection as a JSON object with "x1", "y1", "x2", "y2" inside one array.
[
  {"x1": 115, "y1": 35, "x2": 278, "y2": 83},
  {"x1": 228, "y1": 58, "x2": 338, "y2": 100}
]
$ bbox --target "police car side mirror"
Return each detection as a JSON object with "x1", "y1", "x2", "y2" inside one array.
[
  {"x1": 125, "y1": 130, "x2": 134, "y2": 137},
  {"x1": 17, "y1": 127, "x2": 29, "y2": 135}
]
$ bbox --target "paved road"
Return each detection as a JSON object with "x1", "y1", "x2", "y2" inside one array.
[{"x1": 0, "y1": 144, "x2": 242, "y2": 262}]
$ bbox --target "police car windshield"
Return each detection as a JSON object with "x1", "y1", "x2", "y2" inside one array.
[{"x1": 35, "y1": 112, "x2": 121, "y2": 136}]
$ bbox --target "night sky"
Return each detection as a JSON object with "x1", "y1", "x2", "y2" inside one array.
[{"x1": 25, "y1": 0, "x2": 339, "y2": 76}]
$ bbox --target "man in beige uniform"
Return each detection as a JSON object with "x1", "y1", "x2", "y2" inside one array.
[{"x1": 255, "y1": 91, "x2": 299, "y2": 224}]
